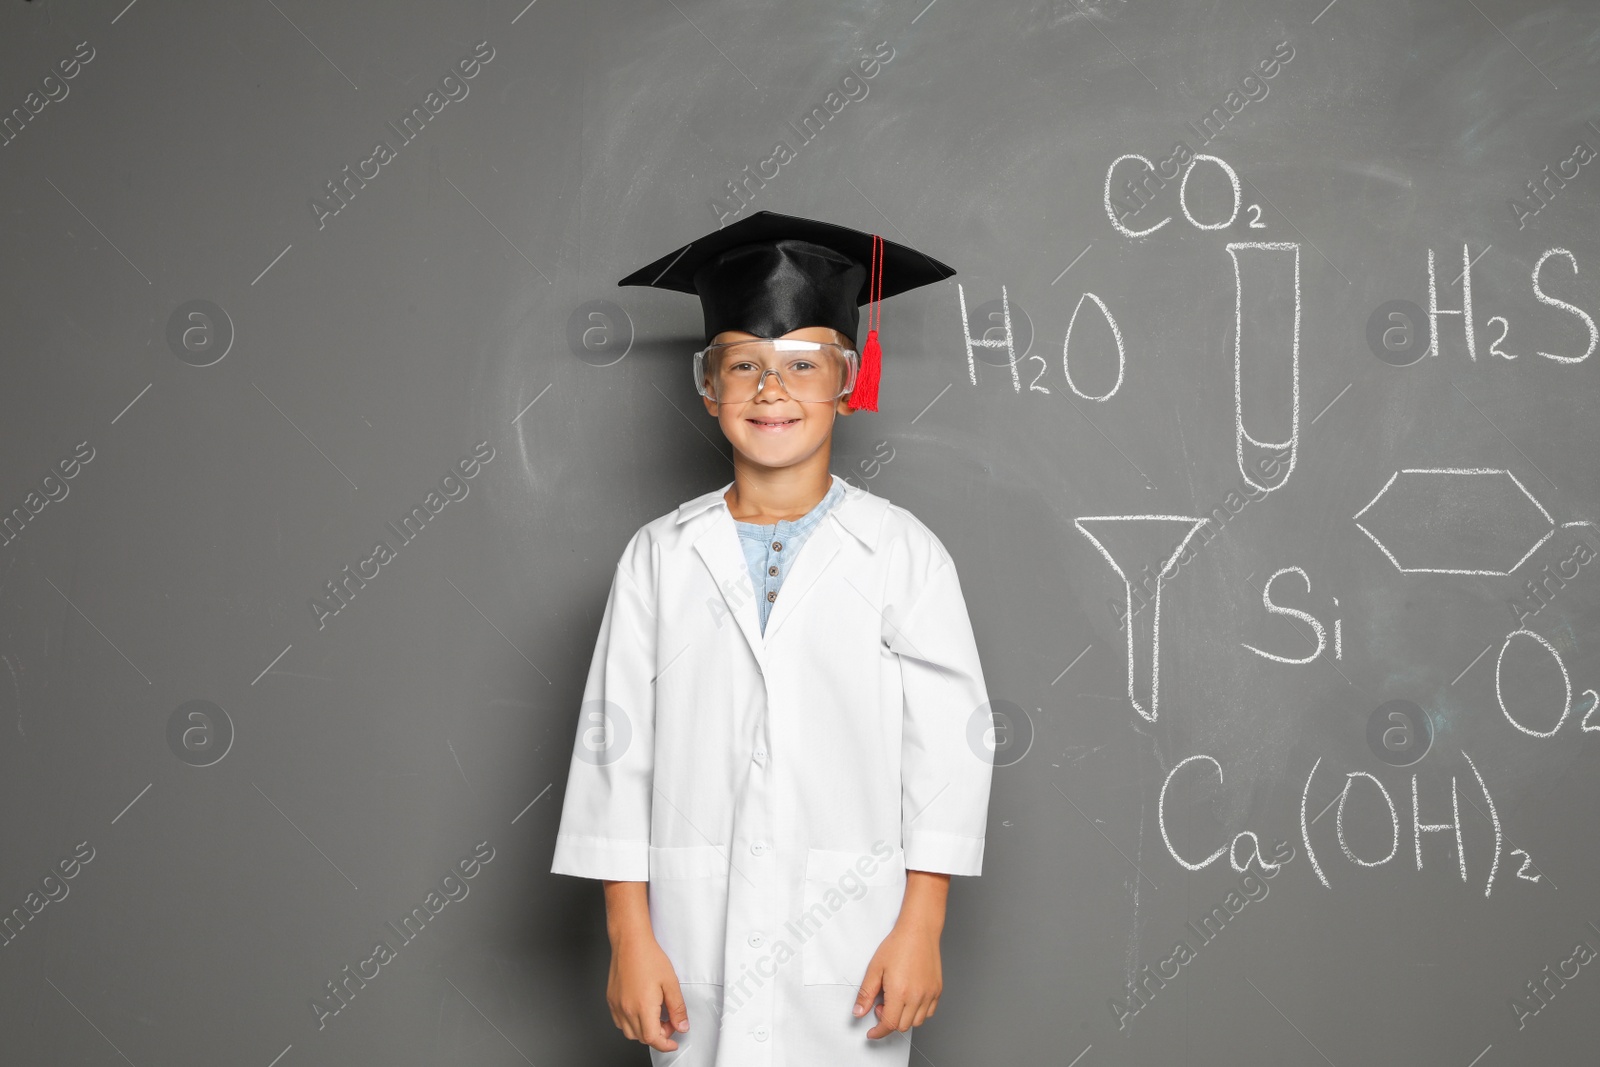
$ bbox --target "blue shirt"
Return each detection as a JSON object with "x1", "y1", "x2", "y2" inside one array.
[{"x1": 732, "y1": 476, "x2": 848, "y2": 634}]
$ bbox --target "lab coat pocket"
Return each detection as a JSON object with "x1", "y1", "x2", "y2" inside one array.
[
  {"x1": 799, "y1": 845, "x2": 907, "y2": 986},
  {"x1": 648, "y1": 844, "x2": 730, "y2": 986}
]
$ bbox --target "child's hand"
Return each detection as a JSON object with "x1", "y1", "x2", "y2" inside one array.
[
  {"x1": 854, "y1": 922, "x2": 943, "y2": 1039},
  {"x1": 606, "y1": 932, "x2": 690, "y2": 1052}
]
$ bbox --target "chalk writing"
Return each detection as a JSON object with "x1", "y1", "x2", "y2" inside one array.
[
  {"x1": 1227, "y1": 242, "x2": 1300, "y2": 497},
  {"x1": 958, "y1": 285, "x2": 1125, "y2": 400},
  {"x1": 1105, "y1": 151, "x2": 1248, "y2": 238},
  {"x1": 1531, "y1": 248, "x2": 1598, "y2": 363},
  {"x1": 1062, "y1": 292, "x2": 1126, "y2": 401},
  {"x1": 957, "y1": 283, "x2": 1022, "y2": 391},
  {"x1": 1158, "y1": 754, "x2": 1285, "y2": 875},
  {"x1": 1296, "y1": 749, "x2": 1525, "y2": 898},
  {"x1": 1353, "y1": 468, "x2": 1553, "y2": 576},
  {"x1": 1493, "y1": 626, "x2": 1599, "y2": 740},
  {"x1": 1240, "y1": 565, "x2": 1340, "y2": 664},
  {"x1": 1414, "y1": 244, "x2": 1596, "y2": 365},
  {"x1": 1426, "y1": 244, "x2": 1478, "y2": 360},
  {"x1": 1180, "y1": 155, "x2": 1243, "y2": 230},
  {"x1": 1077, "y1": 516, "x2": 1209, "y2": 722}
]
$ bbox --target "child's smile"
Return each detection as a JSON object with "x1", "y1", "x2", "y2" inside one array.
[
  {"x1": 723, "y1": 393, "x2": 832, "y2": 464},
  {"x1": 747, "y1": 413, "x2": 801, "y2": 431}
]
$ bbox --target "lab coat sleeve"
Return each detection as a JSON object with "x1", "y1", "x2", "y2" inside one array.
[
  {"x1": 885, "y1": 551, "x2": 994, "y2": 877},
  {"x1": 550, "y1": 532, "x2": 657, "y2": 882}
]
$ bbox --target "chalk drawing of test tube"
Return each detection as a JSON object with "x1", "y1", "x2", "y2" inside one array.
[
  {"x1": 1227, "y1": 242, "x2": 1300, "y2": 496},
  {"x1": 1076, "y1": 515, "x2": 1211, "y2": 722}
]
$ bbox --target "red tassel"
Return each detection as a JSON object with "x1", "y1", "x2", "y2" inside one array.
[
  {"x1": 849, "y1": 328, "x2": 881, "y2": 412},
  {"x1": 846, "y1": 234, "x2": 885, "y2": 412}
]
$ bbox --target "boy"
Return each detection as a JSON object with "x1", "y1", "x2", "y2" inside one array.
[{"x1": 551, "y1": 211, "x2": 993, "y2": 1065}]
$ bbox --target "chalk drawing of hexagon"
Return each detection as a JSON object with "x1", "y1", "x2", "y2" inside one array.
[{"x1": 1353, "y1": 468, "x2": 1553, "y2": 576}]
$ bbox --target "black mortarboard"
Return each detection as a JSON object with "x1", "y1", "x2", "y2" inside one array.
[{"x1": 616, "y1": 210, "x2": 955, "y2": 411}]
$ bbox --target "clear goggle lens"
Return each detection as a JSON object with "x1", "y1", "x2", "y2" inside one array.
[{"x1": 693, "y1": 339, "x2": 858, "y2": 404}]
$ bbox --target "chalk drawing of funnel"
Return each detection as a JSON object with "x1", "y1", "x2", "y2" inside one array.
[
  {"x1": 1228, "y1": 242, "x2": 1300, "y2": 496},
  {"x1": 1076, "y1": 515, "x2": 1210, "y2": 722}
]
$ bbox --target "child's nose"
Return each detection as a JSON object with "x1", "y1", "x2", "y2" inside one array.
[{"x1": 754, "y1": 369, "x2": 790, "y2": 396}]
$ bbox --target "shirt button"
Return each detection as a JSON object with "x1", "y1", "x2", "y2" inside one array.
[
  {"x1": 772, "y1": 541, "x2": 783, "y2": 551},
  {"x1": 753, "y1": 747, "x2": 767, "y2": 762},
  {"x1": 750, "y1": 841, "x2": 768, "y2": 856},
  {"x1": 766, "y1": 591, "x2": 777, "y2": 603},
  {"x1": 748, "y1": 931, "x2": 766, "y2": 948},
  {"x1": 753, "y1": 1025, "x2": 770, "y2": 1041},
  {"x1": 768, "y1": 565, "x2": 779, "y2": 576}
]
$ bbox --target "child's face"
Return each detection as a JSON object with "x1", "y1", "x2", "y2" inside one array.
[{"x1": 701, "y1": 325, "x2": 856, "y2": 469}]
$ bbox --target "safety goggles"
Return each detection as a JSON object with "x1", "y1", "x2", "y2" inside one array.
[{"x1": 692, "y1": 339, "x2": 859, "y2": 405}]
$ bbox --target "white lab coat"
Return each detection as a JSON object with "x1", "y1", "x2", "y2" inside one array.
[{"x1": 551, "y1": 473, "x2": 993, "y2": 1066}]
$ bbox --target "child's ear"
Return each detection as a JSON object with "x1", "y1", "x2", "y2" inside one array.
[{"x1": 837, "y1": 330, "x2": 858, "y2": 415}]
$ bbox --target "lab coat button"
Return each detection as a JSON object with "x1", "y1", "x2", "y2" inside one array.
[
  {"x1": 750, "y1": 841, "x2": 768, "y2": 856},
  {"x1": 752, "y1": 747, "x2": 767, "y2": 762},
  {"x1": 753, "y1": 1024, "x2": 770, "y2": 1041},
  {"x1": 747, "y1": 931, "x2": 765, "y2": 948}
]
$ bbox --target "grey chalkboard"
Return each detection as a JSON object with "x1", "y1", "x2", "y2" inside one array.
[{"x1": 1, "y1": 0, "x2": 1597, "y2": 1064}]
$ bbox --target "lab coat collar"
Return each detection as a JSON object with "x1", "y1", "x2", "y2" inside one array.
[
  {"x1": 683, "y1": 474, "x2": 889, "y2": 667},
  {"x1": 674, "y1": 472, "x2": 887, "y2": 550}
]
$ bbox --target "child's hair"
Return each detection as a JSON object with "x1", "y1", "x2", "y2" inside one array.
[{"x1": 832, "y1": 327, "x2": 858, "y2": 351}]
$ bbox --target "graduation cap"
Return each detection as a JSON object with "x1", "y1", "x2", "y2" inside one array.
[{"x1": 616, "y1": 210, "x2": 955, "y2": 412}]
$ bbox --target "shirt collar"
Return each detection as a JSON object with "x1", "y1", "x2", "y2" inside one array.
[{"x1": 675, "y1": 473, "x2": 886, "y2": 549}]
